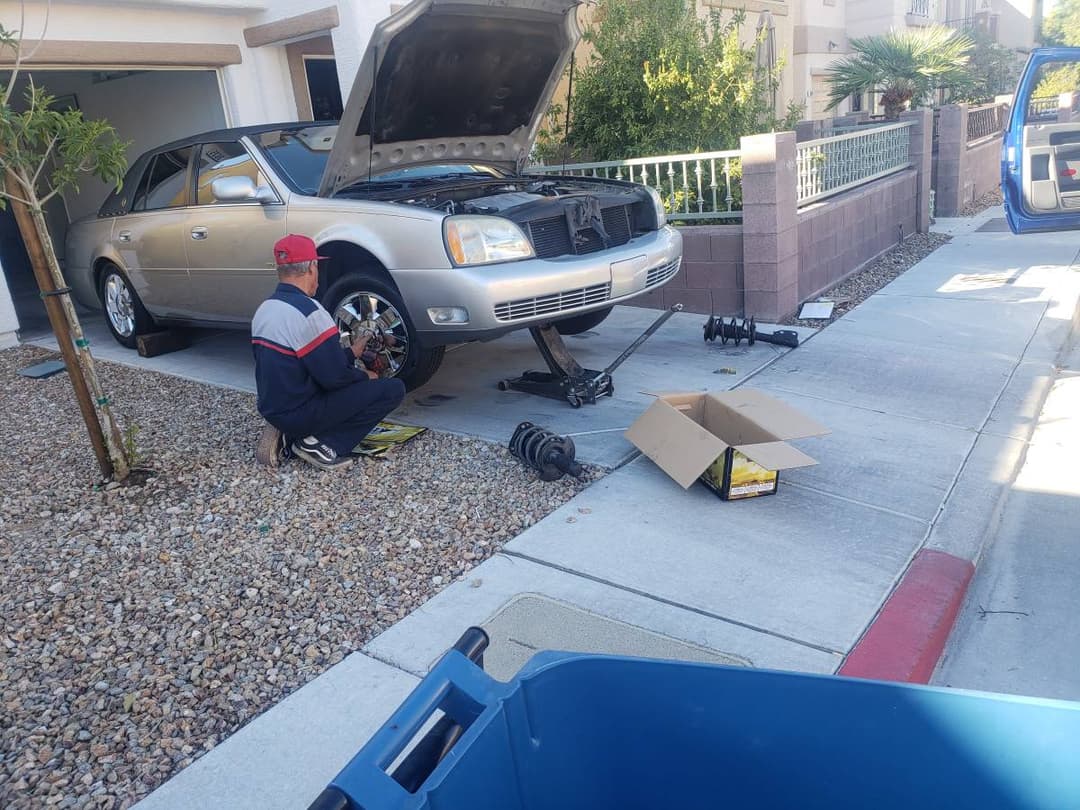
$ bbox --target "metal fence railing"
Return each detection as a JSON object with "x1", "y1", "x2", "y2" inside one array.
[
  {"x1": 967, "y1": 102, "x2": 1007, "y2": 143},
  {"x1": 1027, "y1": 95, "x2": 1059, "y2": 122},
  {"x1": 908, "y1": 0, "x2": 932, "y2": 17},
  {"x1": 536, "y1": 150, "x2": 743, "y2": 221},
  {"x1": 796, "y1": 121, "x2": 914, "y2": 206}
]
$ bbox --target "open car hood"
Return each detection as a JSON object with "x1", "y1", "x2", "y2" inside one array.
[{"x1": 318, "y1": 0, "x2": 581, "y2": 197}]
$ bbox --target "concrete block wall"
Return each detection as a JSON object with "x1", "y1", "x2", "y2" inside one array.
[
  {"x1": 631, "y1": 226, "x2": 743, "y2": 315},
  {"x1": 933, "y1": 103, "x2": 1004, "y2": 217},
  {"x1": 796, "y1": 169, "x2": 918, "y2": 301},
  {"x1": 961, "y1": 137, "x2": 1002, "y2": 211},
  {"x1": 634, "y1": 110, "x2": 931, "y2": 322}
]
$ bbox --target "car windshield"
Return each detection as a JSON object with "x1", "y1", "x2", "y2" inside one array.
[{"x1": 255, "y1": 126, "x2": 507, "y2": 195}]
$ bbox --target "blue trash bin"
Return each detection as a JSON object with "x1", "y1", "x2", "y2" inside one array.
[{"x1": 313, "y1": 630, "x2": 1080, "y2": 809}]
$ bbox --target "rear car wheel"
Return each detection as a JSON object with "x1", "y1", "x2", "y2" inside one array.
[
  {"x1": 554, "y1": 306, "x2": 613, "y2": 335},
  {"x1": 322, "y1": 271, "x2": 445, "y2": 391},
  {"x1": 98, "y1": 264, "x2": 154, "y2": 349}
]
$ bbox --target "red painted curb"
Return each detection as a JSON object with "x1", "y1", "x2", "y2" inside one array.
[{"x1": 838, "y1": 549, "x2": 975, "y2": 684}]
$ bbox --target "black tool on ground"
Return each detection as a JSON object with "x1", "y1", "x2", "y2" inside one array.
[
  {"x1": 499, "y1": 303, "x2": 684, "y2": 408},
  {"x1": 702, "y1": 315, "x2": 800, "y2": 349},
  {"x1": 509, "y1": 421, "x2": 584, "y2": 482},
  {"x1": 307, "y1": 627, "x2": 491, "y2": 810}
]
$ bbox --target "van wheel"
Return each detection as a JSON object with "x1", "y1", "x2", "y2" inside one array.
[
  {"x1": 323, "y1": 271, "x2": 444, "y2": 391},
  {"x1": 99, "y1": 264, "x2": 154, "y2": 349},
  {"x1": 555, "y1": 306, "x2": 613, "y2": 335}
]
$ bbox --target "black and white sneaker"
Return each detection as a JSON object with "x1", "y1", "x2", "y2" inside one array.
[
  {"x1": 255, "y1": 424, "x2": 286, "y2": 468},
  {"x1": 291, "y1": 436, "x2": 353, "y2": 471}
]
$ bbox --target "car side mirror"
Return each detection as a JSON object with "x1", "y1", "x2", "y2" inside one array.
[
  {"x1": 211, "y1": 175, "x2": 258, "y2": 202},
  {"x1": 211, "y1": 176, "x2": 276, "y2": 204}
]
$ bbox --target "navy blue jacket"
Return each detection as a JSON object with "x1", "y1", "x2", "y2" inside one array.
[{"x1": 251, "y1": 283, "x2": 366, "y2": 423}]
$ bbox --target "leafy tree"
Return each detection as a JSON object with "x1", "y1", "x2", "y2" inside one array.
[
  {"x1": 1043, "y1": 0, "x2": 1080, "y2": 46},
  {"x1": 536, "y1": 0, "x2": 798, "y2": 163},
  {"x1": 0, "y1": 21, "x2": 133, "y2": 479},
  {"x1": 825, "y1": 26, "x2": 974, "y2": 119},
  {"x1": 947, "y1": 26, "x2": 1024, "y2": 104}
]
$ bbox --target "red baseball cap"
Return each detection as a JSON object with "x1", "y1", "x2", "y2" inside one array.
[{"x1": 273, "y1": 234, "x2": 328, "y2": 266}]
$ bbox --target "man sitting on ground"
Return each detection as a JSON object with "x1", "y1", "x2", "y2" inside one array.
[{"x1": 252, "y1": 234, "x2": 406, "y2": 470}]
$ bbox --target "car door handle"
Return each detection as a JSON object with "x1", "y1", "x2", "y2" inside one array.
[
  {"x1": 117, "y1": 230, "x2": 132, "y2": 243},
  {"x1": 191, "y1": 227, "x2": 208, "y2": 240}
]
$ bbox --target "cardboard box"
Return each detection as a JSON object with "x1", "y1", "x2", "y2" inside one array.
[{"x1": 625, "y1": 389, "x2": 830, "y2": 500}]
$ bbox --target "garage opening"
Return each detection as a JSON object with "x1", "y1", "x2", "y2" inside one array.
[{"x1": 0, "y1": 68, "x2": 227, "y2": 338}]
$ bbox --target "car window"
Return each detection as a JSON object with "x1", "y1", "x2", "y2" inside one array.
[
  {"x1": 131, "y1": 148, "x2": 193, "y2": 211},
  {"x1": 195, "y1": 141, "x2": 269, "y2": 205}
]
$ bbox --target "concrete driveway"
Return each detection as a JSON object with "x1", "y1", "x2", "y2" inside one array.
[{"x1": 27, "y1": 306, "x2": 813, "y2": 468}]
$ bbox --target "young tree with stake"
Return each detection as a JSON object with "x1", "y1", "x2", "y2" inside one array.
[{"x1": 0, "y1": 19, "x2": 132, "y2": 479}]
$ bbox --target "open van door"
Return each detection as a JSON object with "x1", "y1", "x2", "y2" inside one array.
[{"x1": 1004, "y1": 47, "x2": 1080, "y2": 234}]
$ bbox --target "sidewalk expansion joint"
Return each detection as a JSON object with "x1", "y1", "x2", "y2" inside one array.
[
  {"x1": 500, "y1": 550, "x2": 845, "y2": 657},
  {"x1": 782, "y1": 481, "x2": 930, "y2": 525}
]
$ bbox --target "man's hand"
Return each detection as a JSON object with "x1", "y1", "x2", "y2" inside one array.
[{"x1": 350, "y1": 333, "x2": 371, "y2": 359}]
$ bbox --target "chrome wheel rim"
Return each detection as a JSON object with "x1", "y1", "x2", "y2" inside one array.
[
  {"x1": 104, "y1": 274, "x2": 135, "y2": 338},
  {"x1": 333, "y1": 291, "x2": 410, "y2": 377}
]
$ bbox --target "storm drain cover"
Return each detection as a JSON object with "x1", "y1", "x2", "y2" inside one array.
[{"x1": 481, "y1": 594, "x2": 748, "y2": 681}]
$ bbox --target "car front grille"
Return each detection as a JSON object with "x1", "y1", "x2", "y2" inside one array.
[
  {"x1": 494, "y1": 283, "x2": 612, "y2": 322},
  {"x1": 526, "y1": 205, "x2": 635, "y2": 259},
  {"x1": 647, "y1": 258, "x2": 681, "y2": 287}
]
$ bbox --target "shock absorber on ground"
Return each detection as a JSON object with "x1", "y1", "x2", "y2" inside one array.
[{"x1": 509, "y1": 422, "x2": 584, "y2": 482}]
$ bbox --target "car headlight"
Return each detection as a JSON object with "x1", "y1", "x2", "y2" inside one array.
[
  {"x1": 645, "y1": 186, "x2": 667, "y2": 227},
  {"x1": 443, "y1": 216, "x2": 535, "y2": 266}
]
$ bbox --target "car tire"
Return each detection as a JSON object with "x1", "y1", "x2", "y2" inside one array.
[
  {"x1": 322, "y1": 271, "x2": 445, "y2": 392},
  {"x1": 98, "y1": 264, "x2": 154, "y2": 349},
  {"x1": 554, "y1": 306, "x2": 613, "y2": 335}
]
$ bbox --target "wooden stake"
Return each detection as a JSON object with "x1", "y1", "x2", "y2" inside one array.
[{"x1": 6, "y1": 174, "x2": 112, "y2": 478}]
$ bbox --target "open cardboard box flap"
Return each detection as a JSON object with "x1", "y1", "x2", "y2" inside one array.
[
  {"x1": 625, "y1": 398, "x2": 730, "y2": 489},
  {"x1": 709, "y1": 389, "x2": 830, "y2": 440},
  {"x1": 734, "y1": 440, "x2": 818, "y2": 471},
  {"x1": 626, "y1": 389, "x2": 829, "y2": 489}
]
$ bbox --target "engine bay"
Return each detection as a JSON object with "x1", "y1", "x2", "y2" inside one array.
[{"x1": 338, "y1": 173, "x2": 646, "y2": 212}]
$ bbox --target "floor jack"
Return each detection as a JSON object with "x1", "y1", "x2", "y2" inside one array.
[{"x1": 498, "y1": 304, "x2": 684, "y2": 408}]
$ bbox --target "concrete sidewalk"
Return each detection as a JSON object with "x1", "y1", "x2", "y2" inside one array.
[
  {"x1": 135, "y1": 208, "x2": 1080, "y2": 809},
  {"x1": 933, "y1": 337, "x2": 1080, "y2": 701}
]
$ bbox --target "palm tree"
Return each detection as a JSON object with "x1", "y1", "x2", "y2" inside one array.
[{"x1": 825, "y1": 26, "x2": 974, "y2": 119}]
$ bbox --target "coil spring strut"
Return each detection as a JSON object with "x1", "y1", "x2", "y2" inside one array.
[
  {"x1": 509, "y1": 422, "x2": 584, "y2": 482},
  {"x1": 703, "y1": 315, "x2": 756, "y2": 346}
]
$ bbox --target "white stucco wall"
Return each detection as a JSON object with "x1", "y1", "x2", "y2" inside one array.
[{"x1": 0, "y1": 0, "x2": 298, "y2": 126}]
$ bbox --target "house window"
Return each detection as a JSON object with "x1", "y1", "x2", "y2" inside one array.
[
  {"x1": 850, "y1": 92, "x2": 863, "y2": 113},
  {"x1": 304, "y1": 57, "x2": 344, "y2": 121}
]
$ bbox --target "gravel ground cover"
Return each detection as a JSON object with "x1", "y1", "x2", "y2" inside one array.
[
  {"x1": 783, "y1": 231, "x2": 951, "y2": 329},
  {"x1": 0, "y1": 345, "x2": 597, "y2": 809},
  {"x1": 960, "y1": 188, "x2": 1003, "y2": 218}
]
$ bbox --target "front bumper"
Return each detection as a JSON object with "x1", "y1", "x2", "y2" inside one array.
[{"x1": 395, "y1": 226, "x2": 683, "y2": 346}]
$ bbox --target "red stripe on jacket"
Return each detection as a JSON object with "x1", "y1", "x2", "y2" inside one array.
[
  {"x1": 252, "y1": 338, "x2": 297, "y2": 357},
  {"x1": 296, "y1": 326, "x2": 339, "y2": 358}
]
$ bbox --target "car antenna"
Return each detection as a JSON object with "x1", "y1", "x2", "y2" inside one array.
[{"x1": 367, "y1": 45, "x2": 378, "y2": 185}]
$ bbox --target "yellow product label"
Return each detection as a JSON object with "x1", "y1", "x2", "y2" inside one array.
[{"x1": 727, "y1": 451, "x2": 778, "y2": 499}]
